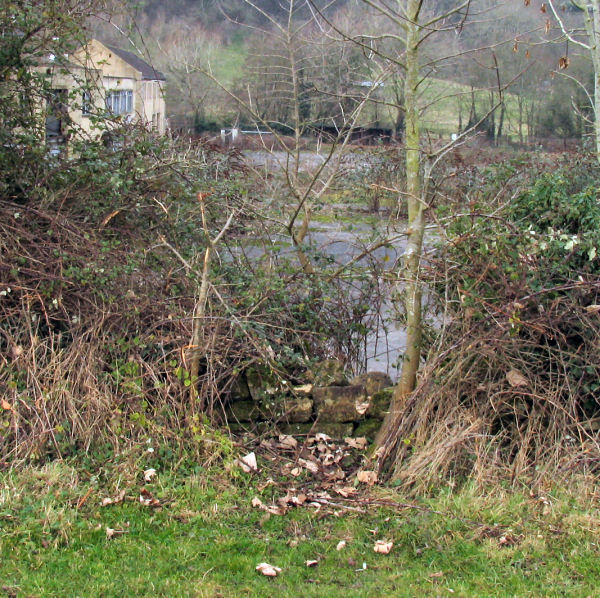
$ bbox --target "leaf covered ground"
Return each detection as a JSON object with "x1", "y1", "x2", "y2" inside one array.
[{"x1": 1, "y1": 434, "x2": 599, "y2": 597}]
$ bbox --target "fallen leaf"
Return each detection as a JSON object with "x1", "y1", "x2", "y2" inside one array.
[
  {"x1": 266, "y1": 504, "x2": 286, "y2": 515},
  {"x1": 1, "y1": 400, "x2": 13, "y2": 412},
  {"x1": 101, "y1": 209, "x2": 121, "y2": 227},
  {"x1": 325, "y1": 467, "x2": 345, "y2": 480},
  {"x1": 257, "y1": 478, "x2": 276, "y2": 491},
  {"x1": 585, "y1": 304, "x2": 600, "y2": 313},
  {"x1": 313, "y1": 491, "x2": 332, "y2": 500},
  {"x1": 280, "y1": 463, "x2": 294, "y2": 475},
  {"x1": 105, "y1": 527, "x2": 127, "y2": 539},
  {"x1": 236, "y1": 452, "x2": 258, "y2": 473},
  {"x1": 429, "y1": 571, "x2": 444, "y2": 579},
  {"x1": 291, "y1": 493, "x2": 307, "y2": 506},
  {"x1": 252, "y1": 496, "x2": 286, "y2": 515},
  {"x1": 355, "y1": 401, "x2": 370, "y2": 415},
  {"x1": 345, "y1": 437, "x2": 368, "y2": 450},
  {"x1": 278, "y1": 435, "x2": 298, "y2": 449},
  {"x1": 357, "y1": 470, "x2": 378, "y2": 485},
  {"x1": 259, "y1": 439, "x2": 275, "y2": 450},
  {"x1": 139, "y1": 488, "x2": 161, "y2": 508},
  {"x1": 507, "y1": 369, "x2": 528, "y2": 388},
  {"x1": 279, "y1": 492, "x2": 307, "y2": 507},
  {"x1": 256, "y1": 562, "x2": 281, "y2": 577},
  {"x1": 290, "y1": 467, "x2": 302, "y2": 477},
  {"x1": 334, "y1": 486, "x2": 357, "y2": 498},
  {"x1": 322, "y1": 453, "x2": 338, "y2": 467},
  {"x1": 374, "y1": 540, "x2": 393, "y2": 554},
  {"x1": 294, "y1": 384, "x2": 313, "y2": 394},
  {"x1": 143, "y1": 468, "x2": 157, "y2": 482},
  {"x1": 100, "y1": 489, "x2": 126, "y2": 507},
  {"x1": 305, "y1": 559, "x2": 319, "y2": 567},
  {"x1": 314, "y1": 433, "x2": 331, "y2": 442},
  {"x1": 336, "y1": 540, "x2": 347, "y2": 551},
  {"x1": 174, "y1": 509, "x2": 199, "y2": 523},
  {"x1": 298, "y1": 458, "x2": 319, "y2": 474}
]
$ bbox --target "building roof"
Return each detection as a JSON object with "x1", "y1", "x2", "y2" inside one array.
[{"x1": 105, "y1": 44, "x2": 166, "y2": 81}]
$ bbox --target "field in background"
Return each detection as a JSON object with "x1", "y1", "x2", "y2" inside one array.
[{"x1": 191, "y1": 38, "x2": 530, "y2": 140}]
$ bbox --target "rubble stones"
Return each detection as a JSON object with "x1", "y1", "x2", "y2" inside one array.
[
  {"x1": 226, "y1": 364, "x2": 394, "y2": 438},
  {"x1": 312, "y1": 385, "x2": 367, "y2": 422},
  {"x1": 350, "y1": 372, "x2": 393, "y2": 397}
]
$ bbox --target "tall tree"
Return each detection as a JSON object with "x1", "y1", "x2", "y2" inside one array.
[{"x1": 326, "y1": 0, "x2": 512, "y2": 473}]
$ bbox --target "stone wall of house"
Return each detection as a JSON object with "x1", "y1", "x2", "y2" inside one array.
[{"x1": 226, "y1": 360, "x2": 393, "y2": 439}]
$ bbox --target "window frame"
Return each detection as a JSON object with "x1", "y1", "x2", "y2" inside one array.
[
  {"x1": 105, "y1": 90, "x2": 133, "y2": 116},
  {"x1": 82, "y1": 91, "x2": 92, "y2": 116}
]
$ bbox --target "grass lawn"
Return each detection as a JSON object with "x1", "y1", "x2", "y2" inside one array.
[
  {"x1": 1, "y1": 442, "x2": 599, "y2": 597},
  {"x1": 354, "y1": 76, "x2": 526, "y2": 140}
]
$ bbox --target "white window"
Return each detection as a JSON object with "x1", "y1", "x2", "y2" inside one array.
[
  {"x1": 105, "y1": 90, "x2": 133, "y2": 115},
  {"x1": 82, "y1": 91, "x2": 91, "y2": 116}
]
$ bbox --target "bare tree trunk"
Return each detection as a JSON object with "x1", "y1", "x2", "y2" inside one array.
[
  {"x1": 496, "y1": 101, "x2": 505, "y2": 145},
  {"x1": 376, "y1": 0, "x2": 423, "y2": 450},
  {"x1": 189, "y1": 245, "x2": 212, "y2": 413},
  {"x1": 188, "y1": 198, "x2": 235, "y2": 413}
]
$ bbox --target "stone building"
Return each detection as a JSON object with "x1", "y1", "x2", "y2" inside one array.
[{"x1": 41, "y1": 39, "x2": 166, "y2": 149}]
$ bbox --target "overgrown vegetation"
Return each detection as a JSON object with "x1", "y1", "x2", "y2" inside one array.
[
  {"x1": 1, "y1": 1, "x2": 386, "y2": 463},
  {"x1": 378, "y1": 154, "x2": 600, "y2": 487},
  {"x1": 4, "y1": 2, "x2": 600, "y2": 594}
]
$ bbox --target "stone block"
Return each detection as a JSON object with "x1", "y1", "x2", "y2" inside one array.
[
  {"x1": 309, "y1": 359, "x2": 348, "y2": 387},
  {"x1": 230, "y1": 375, "x2": 250, "y2": 400},
  {"x1": 226, "y1": 400, "x2": 261, "y2": 422},
  {"x1": 350, "y1": 371, "x2": 393, "y2": 397},
  {"x1": 369, "y1": 387, "x2": 393, "y2": 419},
  {"x1": 285, "y1": 397, "x2": 313, "y2": 423},
  {"x1": 246, "y1": 367, "x2": 284, "y2": 402},
  {"x1": 260, "y1": 397, "x2": 313, "y2": 423},
  {"x1": 292, "y1": 383, "x2": 313, "y2": 397},
  {"x1": 313, "y1": 385, "x2": 367, "y2": 422}
]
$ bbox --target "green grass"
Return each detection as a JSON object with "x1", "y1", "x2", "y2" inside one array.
[
  {"x1": 1, "y1": 458, "x2": 600, "y2": 597},
  {"x1": 211, "y1": 40, "x2": 246, "y2": 86},
  {"x1": 356, "y1": 76, "x2": 527, "y2": 139}
]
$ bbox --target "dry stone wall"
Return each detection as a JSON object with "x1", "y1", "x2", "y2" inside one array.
[{"x1": 226, "y1": 360, "x2": 393, "y2": 439}]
